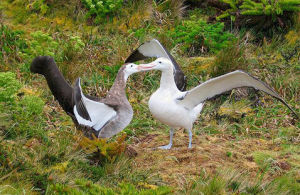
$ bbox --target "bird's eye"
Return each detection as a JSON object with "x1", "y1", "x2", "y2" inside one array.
[
  {"x1": 159, "y1": 61, "x2": 162, "y2": 64},
  {"x1": 130, "y1": 64, "x2": 133, "y2": 67}
]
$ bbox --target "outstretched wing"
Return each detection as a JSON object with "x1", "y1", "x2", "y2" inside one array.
[
  {"x1": 178, "y1": 70, "x2": 298, "y2": 118},
  {"x1": 125, "y1": 39, "x2": 186, "y2": 91},
  {"x1": 73, "y1": 78, "x2": 117, "y2": 131}
]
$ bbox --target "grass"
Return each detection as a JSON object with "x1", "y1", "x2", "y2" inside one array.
[{"x1": 0, "y1": 0, "x2": 299, "y2": 194}]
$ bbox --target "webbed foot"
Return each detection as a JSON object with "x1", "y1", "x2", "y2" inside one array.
[{"x1": 158, "y1": 144, "x2": 172, "y2": 150}]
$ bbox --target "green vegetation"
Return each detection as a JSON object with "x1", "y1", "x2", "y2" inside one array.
[
  {"x1": 0, "y1": 24, "x2": 26, "y2": 67},
  {"x1": 0, "y1": 0, "x2": 299, "y2": 194},
  {"x1": 217, "y1": 0, "x2": 300, "y2": 20},
  {"x1": 210, "y1": 41, "x2": 248, "y2": 76},
  {"x1": 48, "y1": 180, "x2": 171, "y2": 194},
  {"x1": 81, "y1": 0, "x2": 124, "y2": 23},
  {"x1": 169, "y1": 18, "x2": 236, "y2": 55},
  {"x1": 0, "y1": 72, "x2": 21, "y2": 102},
  {"x1": 217, "y1": 0, "x2": 300, "y2": 36},
  {"x1": 26, "y1": 0, "x2": 49, "y2": 15}
]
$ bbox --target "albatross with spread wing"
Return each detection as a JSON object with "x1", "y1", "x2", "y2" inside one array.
[{"x1": 138, "y1": 57, "x2": 298, "y2": 149}]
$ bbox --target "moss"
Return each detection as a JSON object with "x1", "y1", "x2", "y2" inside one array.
[{"x1": 218, "y1": 99, "x2": 253, "y2": 120}]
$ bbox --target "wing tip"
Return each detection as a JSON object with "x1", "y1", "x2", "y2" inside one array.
[
  {"x1": 74, "y1": 77, "x2": 82, "y2": 96},
  {"x1": 73, "y1": 77, "x2": 92, "y2": 122},
  {"x1": 233, "y1": 70, "x2": 299, "y2": 118},
  {"x1": 151, "y1": 39, "x2": 160, "y2": 44}
]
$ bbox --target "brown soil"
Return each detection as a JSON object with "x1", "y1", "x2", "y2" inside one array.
[{"x1": 129, "y1": 131, "x2": 279, "y2": 189}]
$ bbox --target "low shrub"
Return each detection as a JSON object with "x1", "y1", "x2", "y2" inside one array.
[
  {"x1": 0, "y1": 72, "x2": 21, "y2": 102},
  {"x1": 25, "y1": 0, "x2": 49, "y2": 15},
  {"x1": 61, "y1": 35, "x2": 85, "y2": 62},
  {"x1": 210, "y1": 41, "x2": 248, "y2": 77},
  {"x1": 20, "y1": 31, "x2": 85, "y2": 75},
  {"x1": 22, "y1": 31, "x2": 59, "y2": 60},
  {"x1": 168, "y1": 18, "x2": 236, "y2": 55},
  {"x1": 81, "y1": 0, "x2": 124, "y2": 23},
  {"x1": 79, "y1": 133, "x2": 127, "y2": 164},
  {"x1": 0, "y1": 25, "x2": 27, "y2": 65},
  {"x1": 216, "y1": 0, "x2": 300, "y2": 37}
]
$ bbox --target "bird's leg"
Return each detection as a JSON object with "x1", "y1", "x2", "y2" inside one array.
[
  {"x1": 158, "y1": 128, "x2": 174, "y2": 150},
  {"x1": 188, "y1": 129, "x2": 192, "y2": 149}
]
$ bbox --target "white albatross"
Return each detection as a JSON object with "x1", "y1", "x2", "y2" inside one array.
[{"x1": 138, "y1": 57, "x2": 298, "y2": 149}]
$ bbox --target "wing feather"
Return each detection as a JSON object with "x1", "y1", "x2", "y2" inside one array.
[
  {"x1": 126, "y1": 39, "x2": 186, "y2": 90},
  {"x1": 73, "y1": 78, "x2": 117, "y2": 131},
  {"x1": 126, "y1": 39, "x2": 171, "y2": 62},
  {"x1": 179, "y1": 70, "x2": 298, "y2": 118}
]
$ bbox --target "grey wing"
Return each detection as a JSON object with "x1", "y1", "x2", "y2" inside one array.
[
  {"x1": 178, "y1": 70, "x2": 298, "y2": 118},
  {"x1": 73, "y1": 78, "x2": 117, "y2": 130},
  {"x1": 125, "y1": 39, "x2": 186, "y2": 91}
]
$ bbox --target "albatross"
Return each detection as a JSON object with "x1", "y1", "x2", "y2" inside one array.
[
  {"x1": 30, "y1": 56, "x2": 141, "y2": 138},
  {"x1": 126, "y1": 39, "x2": 187, "y2": 91},
  {"x1": 138, "y1": 57, "x2": 298, "y2": 149}
]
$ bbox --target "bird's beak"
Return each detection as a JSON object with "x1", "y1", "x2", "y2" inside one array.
[{"x1": 137, "y1": 63, "x2": 156, "y2": 71}]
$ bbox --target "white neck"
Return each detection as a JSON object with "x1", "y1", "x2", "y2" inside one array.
[{"x1": 159, "y1": 68, "x2": 178, "y2": 91}]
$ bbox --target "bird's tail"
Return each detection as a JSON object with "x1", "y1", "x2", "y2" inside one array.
[{"x1": 191, "y1": 103, "x2": 204, "y2": 123}]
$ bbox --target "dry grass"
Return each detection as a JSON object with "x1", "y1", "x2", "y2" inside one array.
[{"x1": 129, "y1": 131, "x2": 297, "y2": 190}]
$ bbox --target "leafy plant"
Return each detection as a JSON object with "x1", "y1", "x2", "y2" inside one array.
[
  {"x1": 69, "y1": 36, "x2": 85, "y2": 53},
  {"x1": 0, "y1": 72, "x2": 21, "y2": 102},
  {"x1": 217, "y1": 0, "x2": 300, "y2": 35},
  {"x1": 19, "y1": 31, "x2": 59, "y2": 72},
  {"x1": 0, "y1": 25, "x2": 27, "y2": 65},
  {"x1": 81, "y1": 0, "x2": 124, "y2": 23},
  {"x1": 22, "y1": 31, "x2": 59, "y2": 59},
  {"x1": 20, "y1": 31, "x2": 85, "y2": 74},
  {"x1": 79, "y1": 133, "x2": 127, "y2": 163},
  {"x1": 25, "y1": 0, "x2": 49, "y2": 15},
  {"x1": 169, "y1": 18, "x2": 236, "y2": 55},
  {"x1": 61, "y1": 35, "x2": 85, "y2": 62},
  {"x1": 240, "y1": 0, "x2": 300, "y2": 17}
]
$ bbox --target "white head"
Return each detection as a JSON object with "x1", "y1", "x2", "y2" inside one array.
[
  {"x1": 123, "y1": 63, "x2": 141, "y2": 81},
  {"x1": 138, "y1": 57, "x2": 174, "y2": 71}
]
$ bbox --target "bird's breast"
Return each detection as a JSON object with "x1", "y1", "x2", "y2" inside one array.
[{"x1": 148, "y1": 91, "x2": 191, "y2": 128}]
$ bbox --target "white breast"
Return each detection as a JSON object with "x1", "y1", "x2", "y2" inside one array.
[{"x1": 148, "y1": 89, "x2": 192, "y2": 129}]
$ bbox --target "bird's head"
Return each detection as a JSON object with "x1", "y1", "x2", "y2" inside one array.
[
  {"x1": 124, "y1": 63, "x2": 140, "y2": 76},
  {"x1": 122, "y1": 63, "x2": 141, "y2": 81}
]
